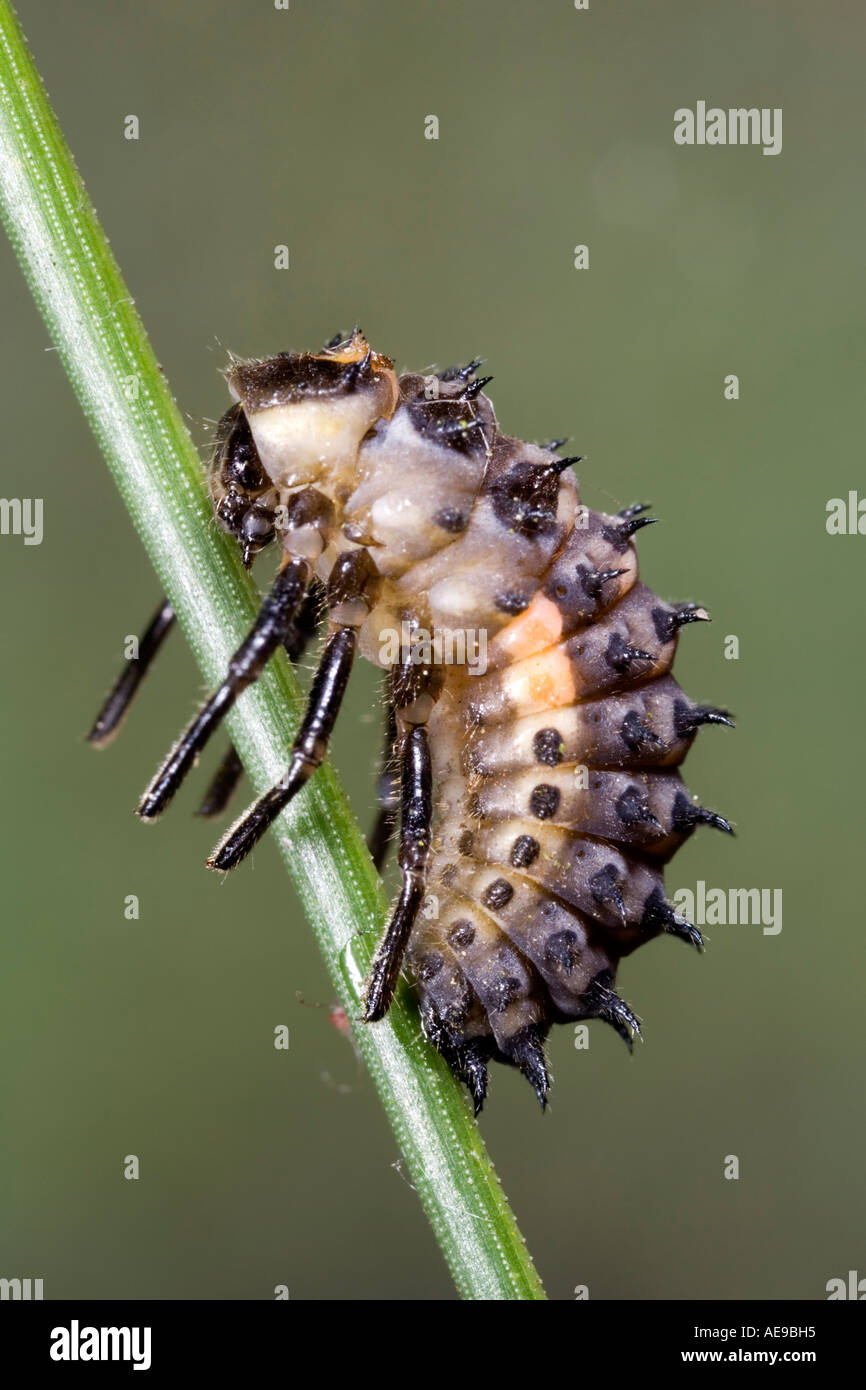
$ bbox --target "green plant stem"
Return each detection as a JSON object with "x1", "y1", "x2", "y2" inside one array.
[{"x1": 0, "y1": 1, "x2": 545, "y2": 1299}]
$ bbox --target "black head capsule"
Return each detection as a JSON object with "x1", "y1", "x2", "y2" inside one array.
[{"x1": 208, "y1": 403, "x2": 278, "y2": 562}]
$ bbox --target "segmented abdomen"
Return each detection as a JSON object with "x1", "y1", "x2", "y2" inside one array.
[{"x1": 401, "y1": 492, "x2": 730, "y2": 1109}]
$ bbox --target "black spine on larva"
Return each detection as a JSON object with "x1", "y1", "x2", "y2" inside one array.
[{"x1": 403, "y1": 384, "x2": 732, "y2": 1108}]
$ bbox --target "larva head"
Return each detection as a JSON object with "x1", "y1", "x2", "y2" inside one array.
[
  {"x1": 208, "y1": 401, "x2": 279, "y2": 566},
  {"x1": 225, "y1": 330, "x2": 399, "y2": 493}
]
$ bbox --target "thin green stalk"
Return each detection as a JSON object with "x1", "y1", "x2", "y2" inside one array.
[{"x1": 0, "y1": 1, "x2": 545, "y2": 1299}]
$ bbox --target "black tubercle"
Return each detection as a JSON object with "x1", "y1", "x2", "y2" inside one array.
[
  {"x1": 620, "y1": 709, "x2": 664, "y2": 753},
  {"x1": 504, "y1": 1024, "x2": 550, "y2": 1110},
  {"x1": 580, "y1": 970, "x2": 642, "y2": 1050},
  {"x1": 605, "y1": 632, "x2": 656, "y2": 673},
  {"x1": 580, "y1": 565, "x2": 625, "y2": 599},
  {"x1": 408, "y1": 396, "x2": 488, "y2": 454},
  {"x1": 602, "y1": 514, "x2": 658, "y2": 551},
  {"x1": 670, "y1": 792, "x2": 733, "y2": 836},
  {"x1": 641, "y1": 887, "x2": 703, "y2": 950},
  {"x1": 616, "y1": 786, "x2": 662, "y2": 830},
  {"x1": 550, "y1": 455, "x2": 582, "y2": 475},
  {"x1": 489, "y1": 459, "x2": 563, "y2": 538},
  {"x1": 652, "y1": 603, "x2": 710, "y2": 645},
  {"x1": 674, "y1": 699, "x2": 735, "y2": 739},
  {"x1": 460, "y1": 375, "x2": 493, "y2": 399},
  {"x1": 438, "y1": 358, "x2": 484, "y2": 382}
]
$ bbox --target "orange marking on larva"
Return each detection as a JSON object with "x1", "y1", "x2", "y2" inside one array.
[
  {"x1": 491, "y1": 593, "x2": 563, "y2": 663},
  {"x1": 505, "y1": 648, "x2": 577, "y2": 714}
]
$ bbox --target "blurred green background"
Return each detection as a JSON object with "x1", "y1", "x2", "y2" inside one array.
[{"x1": 1, "y1": 0, "x2": 863, "y2": 1300}]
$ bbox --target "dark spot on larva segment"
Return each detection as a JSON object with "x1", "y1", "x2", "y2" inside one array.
[
  {"x1": 489, "y1": 460, "x2": 561, "y2": 537},
  {"x1": 529, "y1": 783, "x2": 560, "y2": 819},
  {"x1": 457, "y1": 830, "x2": 475, "y2": 856},
  {"x1": 544, "y1": 929, "x2": 580, "y2": 974},
  {"x1": 533, "y1": 727, "x2": 564, "y2": 766},
  {"x1": 510, "y1": 834, "x2": 540, "y2": 868},
  {"x1": 493, "y1": 977, "x2": 523, "y2": 1011},
  {"x1": 448, "y1": 920, "x2": 476, "y2": 949},
  {"x1": 439, "y1": 864, "x2": 457, "y2": 887},
  {"x1": 494, "y1": 590, "x2": 531, "y2": 615},
  {"x1": 433, "y1": 506, "x2": 467, "y2": 534},
  {"x1": 417, "y1": 952, "x2": 444, "y2": 982},
  {"x1": 481, "y1": 878, "x2": 514, "y2": 911}
]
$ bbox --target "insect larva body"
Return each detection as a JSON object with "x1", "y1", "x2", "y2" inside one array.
[{"x1": 91, "y1": 329, "x2": 733, "y2": 1111}]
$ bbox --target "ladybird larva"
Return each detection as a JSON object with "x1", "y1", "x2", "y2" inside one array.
[{"x1": 90, "y1": 328, "x2": 733, "y2": 1111}]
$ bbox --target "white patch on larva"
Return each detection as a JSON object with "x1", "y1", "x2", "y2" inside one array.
[{"x1": 247, "y1": 396, "x2": 377, "y2": 488}]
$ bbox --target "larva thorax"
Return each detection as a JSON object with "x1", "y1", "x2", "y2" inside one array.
[{"x1": 205, "y1": 329, "x2": 732, "y2": 1110}]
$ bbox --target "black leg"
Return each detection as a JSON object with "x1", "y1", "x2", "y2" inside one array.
[
  {"x1": 88, "y1": 598, "x2": 176, "y2": 747},
  {"x1": 368, "y1": 695, "x2": 399, "y2": 872},
  {"x1": 362, "y1": 725, "x2": 432, "y2": 1022},
  {"x1": 194, "y1": 581, "x2": 324, "y2": 819},
  {"x1": 138, "y1": 557, "x2": 311, "y2": 820},
  {"x1": 283, "y1": 579, "x2": 324, "y2": 663},
  {"x1": 195, "y1": 744, "x2": 244, "y2": 819},
  {"x1": 207, "y1": 625, "x2": 358, "y2": 870}
]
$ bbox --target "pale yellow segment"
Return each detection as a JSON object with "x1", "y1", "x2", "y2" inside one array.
[
  {"x1": 502, "y1": 646, "x2": 578, "y2": 714},
  {"x1": 488, "y1": 593, "x2": 563, "y2": 664}
]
